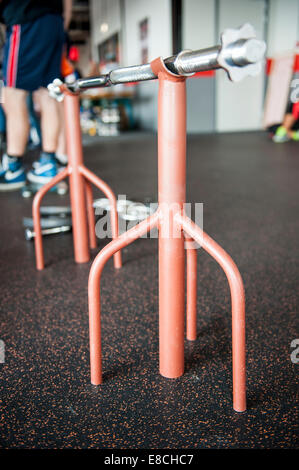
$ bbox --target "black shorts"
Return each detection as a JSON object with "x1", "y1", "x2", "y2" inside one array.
[{"x1": 3, "y1": 13, "x2": 64, "y2": 92}]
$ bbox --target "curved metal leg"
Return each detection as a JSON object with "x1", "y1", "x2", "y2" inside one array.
[
  {"x1": 32, "y1": 168, "x2": 69, "y2": 270},
  {"x1": 85, "y1": 179, "x2": 97, "y2": 250},
  {"x1": 80, "y1": 165, "x2": 122, "y2": 269},
  {"x1": 177, "y1": 213, "x2": 246, "y2": 412},
  {"x1": 184, "y1": 235, "x2": 197, "y2": 341},
  {"x1": 89, "y1": 211, "x2": 160, "y2": 385}
]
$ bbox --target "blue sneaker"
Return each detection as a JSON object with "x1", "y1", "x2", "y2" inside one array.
[
  {"x1": 27, "y1": 152, "x2": 57, "y2": 185},
  {"x1": 0, "y1": 154, "x2": 26, "y2": 191}
]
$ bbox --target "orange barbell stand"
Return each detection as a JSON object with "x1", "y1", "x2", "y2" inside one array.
[
  {"x1": 32, "y1": 87, "x2": 122, "y2": 271},
  {"x1": 88, "y1": 58, "x2": 246, "y2": 413},
  {"x1": 44, "y1": 24, "x2": 265, "y2": 412}
]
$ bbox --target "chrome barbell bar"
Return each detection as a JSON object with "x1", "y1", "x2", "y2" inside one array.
[{"x1": 49, "y1": 23, "x2": 266, "y2": 100}]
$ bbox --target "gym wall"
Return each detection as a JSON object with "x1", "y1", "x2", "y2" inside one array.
[{"x1": 89, "y1": 0, "x2": 299, "y2": 133}]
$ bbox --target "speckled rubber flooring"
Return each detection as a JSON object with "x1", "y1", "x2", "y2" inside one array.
[{"x1": 0, "y1": 132, "x2": 298, "y2": 449}]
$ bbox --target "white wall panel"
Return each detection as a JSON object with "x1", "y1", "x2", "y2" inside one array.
[
  {"x1": 123, "y1": 0, "x2": 172, "y2": 66},
  {"x1": 216, "y1": 0, "x2": 266, "y2": 132},
  {"x1": 182, "y1": 0, "x2": 216, "y2": 49},
  {"x1": 267, "y1": 0, "x2": 299, "y2": 56},
  {"x1": 90, "y1": 0, "x2": 121, "y2": 61},
  {"x1": 182, "y1": 0, "x2": 216, "y2": 133},
  {"x1": 123, "y1": 0, "x2": 172, "y2": 129}
]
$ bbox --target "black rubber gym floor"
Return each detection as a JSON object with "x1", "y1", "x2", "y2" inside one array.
[{"x1": 0, "y1": 132, "x2": 298, "y2": 449}]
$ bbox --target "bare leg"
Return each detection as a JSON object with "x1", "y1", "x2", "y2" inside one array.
[
  {"x1": 283, "y1": 113, "x2": 296, "y2": 137},
  {"x1": 3, "y1": 87, "x2": 29, "y2": 156},
  {"x1": 56, "y1": 101, "x2": 67, "y2": 159},
  {"x1": 36, "y1": 87, "x2": 60, "y2": 153}
]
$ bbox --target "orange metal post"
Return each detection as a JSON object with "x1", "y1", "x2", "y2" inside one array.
[
  {"x1": 80, "y1": 166, "x2": 122, "y2": 269},
  {"x1": 33, "y1": 168, "x2": 69, "y2": 270},
  {"x1": 185, "y1": 236, "x2": 197, "y2": 341},
  {"x1": 85, "y1": 180, "x2": 97, "y2": 250},
  {"x1": 64, "y1": 92, "x2": 89, "y2": 263},
  {"x1": 151, "y1": 58, "x2": 186, "y2": 378}
]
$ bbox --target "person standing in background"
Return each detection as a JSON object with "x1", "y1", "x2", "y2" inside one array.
[
  {"x1": 0, "y1": 0, "x2": 72, "y2": 191},
  {"x1": 0, "y1": 22, "x2": 6, "y2": 152}
]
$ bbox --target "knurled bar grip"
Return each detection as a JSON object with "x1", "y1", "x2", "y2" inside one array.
[{"x1": 48, "y1": 23, "x2": 266, "y2": 100}]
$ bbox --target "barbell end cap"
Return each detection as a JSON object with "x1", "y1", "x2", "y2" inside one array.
[
  {"x1": 218, "y1": 23, "x2": 267, "y2": 82},
  {"x1": 226, "y1": 61, "x2": 263, "y2": 82},
  {"x1": 47, "y1": 78, "x2": 64, "y2": 102},
  {"x1": 242, "y1": 38, "x2": 267, "y2": 64}
]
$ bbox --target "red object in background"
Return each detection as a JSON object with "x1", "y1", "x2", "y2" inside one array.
[
  {"x1": 292, "y1": 101, "x2": 299, "y2": 119},
  {"x1": 61, "y1": 54, "x2": 74, "y2": 77},
  {"x1": 266, "y1": 57, "x2": 273, "y2": 75},
  {"x1": 69, "y1": 45, "x2": 80, "y2": 62},
  {"x1": 266, "y1": 54, "x2": 299, "y2": 76},
  {"x1": 193, "y1": 70, "x2": 215, "y2": 78},
  {"x1": 293, "y1": 54, "x2": 299, "y2": 72}
]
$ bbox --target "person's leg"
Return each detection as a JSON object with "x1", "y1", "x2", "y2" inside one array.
[
  {"x1": 273, "y1": 112, "x2": 299, "y2": 143},
  {"x1": 37, "y1": 87, "x2": 60, "y2": 153},
  {"x1": 283, "y1": 112, "x2": 299, "y2": 141},
  {"x1": 0, "y1": 104, "x2": 7, "y2": 153},
  {"x1": 273, "y1": 100, "x2": 299, "y2": 143},
  {"x1": 26, "y1": 87, "x2": 60, "y2": 184},
  {"x1": 283, "y1": 113, "x2": 296, "y2": 137},
  {"x1": 0, "y1": 87, "x2": 28, "y2": 190},
  {"x1": 3, "y1": 86, "x2": 29, "y2": 155},
  {"x1": 55, "y1": 101, "x2": 68, "y2": 166},
  {"x1": 27, "y1": 92, "x2": 41, "y2": 147},
  {"x1": 0, "y1": 13, "x2": 64, "y2": 189}
]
